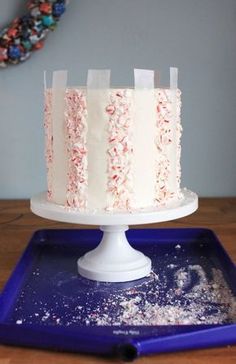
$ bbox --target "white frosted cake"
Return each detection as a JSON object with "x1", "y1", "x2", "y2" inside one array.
[{"x1": 44, "y1": 69, "x2": 182, "y2": 212}]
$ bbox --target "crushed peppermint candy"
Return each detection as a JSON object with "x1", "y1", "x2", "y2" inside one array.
[
  {"x1": 83, "y1": 267, "x2": 236, "y2": 326},
  {"x1": 12, "y1": 263, "x2": 236, "y2": 327}
]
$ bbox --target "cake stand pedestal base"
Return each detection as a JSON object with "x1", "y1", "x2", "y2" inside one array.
[
  {"x1": 30, "y1": 189, "x2": 198, "y2": 283},
  {"x1": 77, "y1": 225, "x2": 151, "y2": 282}
]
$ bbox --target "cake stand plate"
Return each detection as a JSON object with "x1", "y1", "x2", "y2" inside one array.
[{"x1": 31, "y1": 189, "x2": 198, "y2": 282}]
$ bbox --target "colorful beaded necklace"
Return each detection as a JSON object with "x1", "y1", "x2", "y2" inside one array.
[{"x1": 0, "y1": 0, "x2": 68, "y2": 68}]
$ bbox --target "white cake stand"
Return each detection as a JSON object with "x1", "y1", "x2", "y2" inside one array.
[{"x1": 30, "y1": 189, "x2": 198, "y2": 283}]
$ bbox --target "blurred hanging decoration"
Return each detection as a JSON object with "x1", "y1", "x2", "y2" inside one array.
[{"x1": 0, "y1": 0, "x2": 68, "y2": 68}]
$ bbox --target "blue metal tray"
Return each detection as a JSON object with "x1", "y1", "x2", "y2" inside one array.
[{"x1": 0, "y1": 228, "x2": 235, "y2": 361}]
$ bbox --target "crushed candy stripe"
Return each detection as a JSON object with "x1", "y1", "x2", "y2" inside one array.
[
  {"x1": 105, "y1": 89, "x2": 133, "y2": 211},
  {"x1": 64, "y1": 89, "x2": 88, "y2": 209},
  {"x1": 155, "y1": 89, "x2": 177, "y2": 204},
  {"x1": 44, "y1": 89, "x2": 53, "y2": 200},
  {"x1": 176, "y1": 89, "x2": 183, "y2": 198}
]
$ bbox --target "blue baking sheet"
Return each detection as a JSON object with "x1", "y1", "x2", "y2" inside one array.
[{"x1": 0, "y1": 228, "x2": 235, "y2": 360}]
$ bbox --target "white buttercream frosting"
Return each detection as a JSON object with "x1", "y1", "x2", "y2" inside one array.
[
  {"x1": 86, "y1": 89, "x2": 110, "y2": 210},
  {"x1": 133, "y1": 89, "x2": 156, "y2": 208}
]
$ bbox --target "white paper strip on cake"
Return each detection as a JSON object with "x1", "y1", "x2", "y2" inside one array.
[
  {"x1": 170, "y1": 67, "x2": 178, "y2": 89},
  {"x1": 44, "y1": 70, "x2": 53, "y2": 91},
  {"x1": 134, "y1": 69, "x2": 154, "y2": 89},
  {"x1": 51, "y1": 70, "x2": 68, "y2": 204},
  {"x1": 133, "y1": 69, "x2": 156, "y2": 208},
  {"x1": 168, "y1": 67, "x2": 179, "y2": 194},
  {"x1": 87, "y1": 69, "x2": 111, "y2": 89},
  {"x1": 43, "y1": 70, "x2": 47, "y2": 91},
  {"x1": 154, "y1": 70, "x2": 160, "y2": 89},
  {"x1": 86, "y1": 69, "x2": 111, "y2": 210}
]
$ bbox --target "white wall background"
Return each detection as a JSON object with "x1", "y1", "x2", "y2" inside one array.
[{"x1": 0, "y1": 0, "x2": 236, "y2": 198}]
